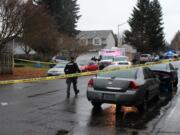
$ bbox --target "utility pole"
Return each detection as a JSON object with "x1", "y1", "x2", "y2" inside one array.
[{"x1": 117, "y1": 22, "x2": 127, "y2": 47}]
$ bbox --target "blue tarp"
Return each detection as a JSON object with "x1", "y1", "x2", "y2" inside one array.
[{"x1": 164, "y1": 51, "x2": 176, "y2": 56}]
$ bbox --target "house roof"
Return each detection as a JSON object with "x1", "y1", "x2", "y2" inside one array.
[{"x1": 77, "y1": 30, "x2": 113, "y2": 39}]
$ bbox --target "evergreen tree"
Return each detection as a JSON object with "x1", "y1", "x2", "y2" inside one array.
[
  {"x1": 124, "y1": 0, "x2": 165, "y2": 53},
  {"x1": 171, "y1": 31, "x2": 180, "y2": 50},
  {"x1": 34, "y1": 0, "x2": 80, "y2": 36},
  {"x1": 147, "y1": 0, "x2": 165, "y2": 52}
]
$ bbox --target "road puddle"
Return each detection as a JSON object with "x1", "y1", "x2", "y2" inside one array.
[
  {"x1": 88, "y1": 91, "x2": 175, "y2": 130},
  {"x1": 56, "y1": 129, "x2": 69, "y2": 135}
]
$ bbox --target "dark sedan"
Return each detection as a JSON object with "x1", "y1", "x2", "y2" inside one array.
[
  {"x1": 99, "y1": 61, "x2": 113, "y2": 70},
  {"x1": 149, "y1": 63, "x2": 178, "y2": 92},
  {"x1": 87, "y1": 66, "x2": 160, "y2": 112}
]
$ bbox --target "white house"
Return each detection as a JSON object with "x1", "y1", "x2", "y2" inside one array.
[
  {"x1": 77, "y1": 30, "x2": 116, "y2": 51},
  {"x1": 8, "y1": 38, "x2": 35, "y2": 55}
]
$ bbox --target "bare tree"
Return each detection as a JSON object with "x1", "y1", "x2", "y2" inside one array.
[
  {"x1": 19, "y1": 43, "x2": 32, "y2": 56},
  {"x1": 0, "y1": 0, "x2": 24, "y2": 51},
  {"x1": 58, "y1": 33, "x2": 91, "y2": 59},
  {"x1": 0, "y1": 0, "x2": 25, "y2": 74},
  {"x1": 171, "y1": 31, "x2": 180, "y2": 51},
  {"x1": 22, "y1": 1, "x2": 60, "y2": 60}
]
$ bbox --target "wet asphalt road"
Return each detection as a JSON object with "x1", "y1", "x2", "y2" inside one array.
[{"x1": 0, "y1": 61, "x2": 179, "y2": 135}]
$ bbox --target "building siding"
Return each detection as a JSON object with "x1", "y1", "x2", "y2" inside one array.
[
  {"x1": 77, "y1": 30, "x2": 116, "y2": 51},
  {"x1": 105, "y1": 32, "x2": 115, "y2": 49}
]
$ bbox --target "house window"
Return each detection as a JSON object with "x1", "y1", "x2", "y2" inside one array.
[
  {"x1": 93, "y1": 37, "x2": 101, "y2": 45},
  {"x1": 80, "y1": 39, "x2": 87, "y2": 45},
  {"x1": 95, "y1": 39, "x2": 100, "y2": 44},
  {"x1": 88, "y1": 39, "x2": 92, "y2": 45},
  {"x1": 81, "y1": 39, "x2": 86, "y2": 44}
]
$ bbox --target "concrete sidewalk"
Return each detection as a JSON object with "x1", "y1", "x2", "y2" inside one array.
[
  {"x1": 156, "y1": 95, "x2": 180, "y2": 135},
  {"x1": 154, "y1": 62, "x2": 180, "y2": 135}
]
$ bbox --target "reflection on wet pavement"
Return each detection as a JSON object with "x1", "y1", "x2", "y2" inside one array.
[{"x1": 88, "y1": 91, "x2": 175, "y2": 130}]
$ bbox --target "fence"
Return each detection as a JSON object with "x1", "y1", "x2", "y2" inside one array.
[{"x1": 0, "y1": 53, "x2": 13, "y2": 74}]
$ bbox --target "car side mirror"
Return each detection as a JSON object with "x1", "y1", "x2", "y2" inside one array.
[{"x1": 174, "y1": 68, "x2": 179, "y2": 70}]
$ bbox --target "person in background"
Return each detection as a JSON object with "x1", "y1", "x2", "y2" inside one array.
[
  {"x1": 91, "y1": 56, "x2": 96, "y2": 61},
  {"x1": 154, "y1": 54, "x2": 160, "y2": 61},
  {"x1": 64, "y1": 56, "x2": 81, "y2": 98},
  {"x1": 98, "y1": 55, "x2": 102, "y2": 61},
  {"x1": 99, "y1": 62, "x2": 105, "y2": 70}
]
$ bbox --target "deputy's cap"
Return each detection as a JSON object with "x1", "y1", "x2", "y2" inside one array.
[{"x1": 70, "y1": 56, "x2": 75, "y2": 60}]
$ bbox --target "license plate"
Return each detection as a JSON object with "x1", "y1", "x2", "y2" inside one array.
[{"x1": 103, "y1": 94, "x2": 115, "y2": 100}]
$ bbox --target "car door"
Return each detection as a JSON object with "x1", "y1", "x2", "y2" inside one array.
[
  {"x1": 89, "y1": 62, "x2": 98, "y2": 71},
  {"x1": 143, "y1": 68, "x2": 157, "y2": 100},
  {"x1": 147, "y1": 68, "x2": 160, "y2": 96},
  {"x1": 169, "y1": 63, "x2": 178, "y2": 81}
]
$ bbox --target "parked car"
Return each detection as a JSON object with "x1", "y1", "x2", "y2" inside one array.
[
  {"x1": 52, "y1": 55, "x2": 67, "y2": 63},
  {"x1": 162, "y1": 54, "x2": 179, "y2": 61},
  {"x1": 77, "y1": 60, "x2": 98, "y2": 72},
  {"x1": 113, "y1": 56, "x2": 132, "y2": 66},
  {"x1": 140, "y1": 54, "x2": 152, "y2": 63},
  {"x1": 104, "y1": 64, "x2": 130, "y2": 70},
  {"x1": 47, "y1": 61, "x2": 68, "y2": 76},
  {"x1": 153, "y1": 55, "x2": 160, "y2": 61},
  {"x1": 87, "y1": 66, "x2": 160, "y2": 111},
  {"x1": 84, "y1": 61, "x2": 99, "y2": 71},
  {"x1": 76, "y1": 59, "x2": 89, "y2": 70},
  {"x1": 162, "y1": 55, "x2": 174, "y2": 60},
  {"x1": 149, "y1": 63, "x2": 178, "y2": 92},
  {"x1": 100, "y1": 55, "x2": 114, "y2": 62},
  {"x1": 98, "y1": 61, "x2": 113, "y2": 70}
]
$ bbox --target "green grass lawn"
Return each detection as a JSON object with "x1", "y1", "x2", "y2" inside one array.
[{"x1": 14, "y1": 61, "x2": 54, "y2": 69}]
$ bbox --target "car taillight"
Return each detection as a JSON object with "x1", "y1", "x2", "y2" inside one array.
[
  {"x1": 129, "y1": 81, "x2": 139, "y2": 90},
  {"x1": 88, "y1": 79, "x2": 94, "y2": 88}
]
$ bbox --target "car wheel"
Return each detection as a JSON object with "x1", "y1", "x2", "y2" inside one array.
[
  {"x1": 154, "y1": 92, "x2": 160, "y2": 101},
  {"x1": 91, "y1": 101, "x2": 102, "y2": 108},
  {"x1": 115, "y1": 104, "x2": 122, "y2": 114}
]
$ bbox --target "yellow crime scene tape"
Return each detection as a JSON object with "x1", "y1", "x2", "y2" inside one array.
[
  {"x1": 0, "y1": 58, "x2": 180, "y2": 85},
  {"x1": 15, "y1": 58, "x2": 57, "y2": 65}
]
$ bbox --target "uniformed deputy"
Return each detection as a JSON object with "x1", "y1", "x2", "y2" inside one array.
[{"x1": 64, "y1": 56, "x2": 81, "y2": 98}]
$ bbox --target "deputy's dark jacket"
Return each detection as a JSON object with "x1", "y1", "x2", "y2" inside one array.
[{"x1": 64, "y1": 62, "x2": 80, "y2": 74}]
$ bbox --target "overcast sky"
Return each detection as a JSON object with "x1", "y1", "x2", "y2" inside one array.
[{"x1": 77, "y1": 0, "x2": 180, "y2": 43}]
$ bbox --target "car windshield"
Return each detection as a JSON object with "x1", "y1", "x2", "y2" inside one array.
[
  {"x1": 98, "y1": 67, "x2": 137, "y2": 79},
  {"x1": 118, "y1": 62, "x2": 129, "y2": 65},
  {"x1": 54, "y1": 63, "x2": 66, "y2": 68},
  {"x1": 76, "y1": 60, "x2": 89, "y2": 66},
  {"x1": 56, "y1": 56, "x2": 66, "y2": 60},
  {"x1": 114, "y1": 57, "x2": 128, "y2": 61},
  {"x1": 101, "y1": 56, "x2": 114, "y2": 60},
  {"x1": 141, "y1": 54, "x2": 149, "y2": 57},
  {"x1": 149, "y1": 64, "x2": 169, "y2": 70}
]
